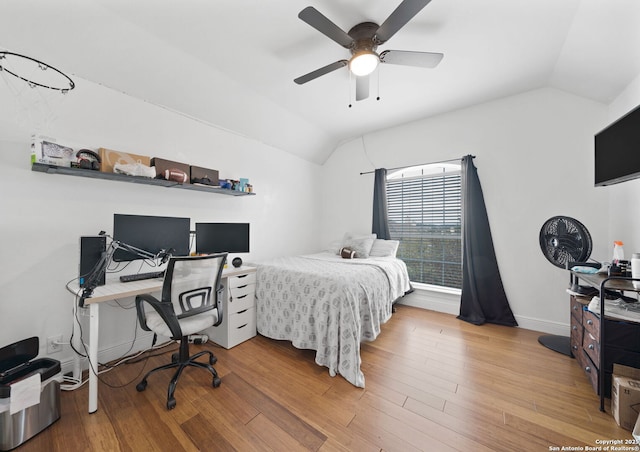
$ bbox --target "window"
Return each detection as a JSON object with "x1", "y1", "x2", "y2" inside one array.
[{"x1": 386, "y1": 163, "x2": 462, "y2": 290}]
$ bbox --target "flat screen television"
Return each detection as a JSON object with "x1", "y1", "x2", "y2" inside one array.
[
  {"x1": 595, "y1": 104, "x2": 640, "y2": 186},
  {"x1": 113, "y1": 214, "x2": 191, "y2": 262},
  {"x1": 195, "y1": 222, "x2": 250, "y2": 254}
]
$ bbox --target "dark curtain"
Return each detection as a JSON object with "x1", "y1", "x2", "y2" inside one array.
[
  {"x1": 372, "y1": 168, "x2": 391, "y2": 240},
  {"x1": 457, "y1": 155, "x2": 518, "y2": 326}
]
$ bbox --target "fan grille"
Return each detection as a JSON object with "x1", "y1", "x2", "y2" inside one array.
[{"x1": 539, "y1": 216, "x2": 592, "y2": 268}]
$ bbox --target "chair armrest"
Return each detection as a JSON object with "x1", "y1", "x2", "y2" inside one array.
[
  {"x1": 213, "y1": 285, "x2": 224, "y2": 327},
  {"x1": 135, "y1": 293, "x2": 182, "y2": 337}
]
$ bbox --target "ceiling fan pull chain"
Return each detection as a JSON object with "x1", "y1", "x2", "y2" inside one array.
[
  {"x1": 348, "y1": 70, "x2": 353, "y2": 108},
  {"x1": 376, "y1": 68, "x2": 381, "y2": 101}
]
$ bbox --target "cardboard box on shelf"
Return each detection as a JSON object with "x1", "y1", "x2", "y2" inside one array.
[
  {"x1": 612, "y1": 364, "x2": 640, "y2": 431},
  {"x1": 30, "y1": 136, "x2": 76, "y2": 167},
  {"x1": 99, "y1": 148, "x2": 151, "y2": 174},
  {"x1": 189, "y1": 165, "x2": 219, "y2": 186},
  {"x1": 151, "y1": 157, "x2": 190, "y2": 183}
]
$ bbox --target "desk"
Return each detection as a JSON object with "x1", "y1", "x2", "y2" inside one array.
[{"x1": 67, "y1": 265, "x2": 256, "y2": 413}]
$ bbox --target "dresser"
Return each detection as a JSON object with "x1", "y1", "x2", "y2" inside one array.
[
  {"x1": 206, "y1": 266, "x2": 257, "y2": 349},
  {"x1": 569, "y1": 272, "x2": 640, "y2": 411}
]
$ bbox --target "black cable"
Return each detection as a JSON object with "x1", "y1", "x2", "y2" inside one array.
[
  {"x1": 66, "y1": 276, "x2": 87, "y2": 358},
  {"x1": 96, "y1": 341, "x2": 178, "y2": 389},
  {"x1": 68, "y1": 234, "x2": 169, "y2": 387}
]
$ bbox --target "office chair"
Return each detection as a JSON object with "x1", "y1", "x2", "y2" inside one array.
[{"x1": 134, "y1": 253, "x2": 227, "y2": 409}]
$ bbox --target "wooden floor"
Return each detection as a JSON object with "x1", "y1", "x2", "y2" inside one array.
[{"x1": 17, "y1": 303, "x2": 632, "y2": 451}]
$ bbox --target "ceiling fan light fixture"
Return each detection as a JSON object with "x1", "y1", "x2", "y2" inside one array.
[{"x1": 349, "y1": 50, "x2": 379, "y2": 77}]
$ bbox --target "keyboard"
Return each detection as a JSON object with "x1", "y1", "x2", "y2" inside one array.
[{"x1": 119, "y1": 271, "x2": 165, "y2": 283}]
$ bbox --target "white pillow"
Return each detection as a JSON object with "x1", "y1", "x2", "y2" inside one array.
[
  {"x1": 343, "y1": 236, "x2": 375, "y2": 258},
  {"x1": 334, "y1": 232, "x2": 373, "y2": 254},
  {"x1": 369, "y1": 239, "x2": 400, "y2": 258}
]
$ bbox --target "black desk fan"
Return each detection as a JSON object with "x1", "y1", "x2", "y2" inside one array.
[{"x1": 538, "y1": 215, "x2": 594, "y2": 356}]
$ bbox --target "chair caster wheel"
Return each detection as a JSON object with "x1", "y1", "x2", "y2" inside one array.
[
  {"x1": 171, "y1": 353, "x2": 179, "y2": 363},
  {"x1": 210, "y1": 356, "x2": 217, "y2": 365},
  {"x1": 213, "y1": 376, "x2": 221, "y2": 388},
  {"x1": 136, "y1": 380, "x2": 147, "y2": 392},
  {"x1": 167, "y1": 398, "x2": 176, "y2": 410}
]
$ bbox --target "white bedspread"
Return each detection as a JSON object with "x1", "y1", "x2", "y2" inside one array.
[{"x1": 255, "y1": 252, "x2": 411, "y2": 387}]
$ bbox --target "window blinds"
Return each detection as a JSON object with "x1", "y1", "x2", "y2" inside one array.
[{"x1": 386, "y1": 172, "x2": 462, "y2": 288}]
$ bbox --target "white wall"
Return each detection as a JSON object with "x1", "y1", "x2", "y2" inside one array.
[
  {"x1": 321, "y1": 87, "x2": 611, "y2": 334},
  {"x1": 0, "y1": 76, "x2": 322, "y2": 366}
]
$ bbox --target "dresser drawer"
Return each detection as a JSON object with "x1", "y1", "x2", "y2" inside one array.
[
  {"x1": 570, "y1": 315, "x2": 583, "y2": 356},
  {"x1": 583, "y1": 310, "x2": 600, "y2": 338},
  {"x1": 576, "y1": 349, "x2": 599, "y2": 394},
  {"x1": 228, "y1": 272, "x2": 256, "y2": 289},
  {"x1": 583, "y1": 331, "x2": 600, "y2": 367},
  {"x1": 228, "y1": 307, "x2": 256, "y2": 347},
  {"x1": 570, "y1": 295, "x2": 585, "y2": 323}
]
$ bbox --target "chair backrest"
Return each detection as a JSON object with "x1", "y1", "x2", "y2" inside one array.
[{"x1": 161, "y1": 253, "x2": 227, "y2": 320}]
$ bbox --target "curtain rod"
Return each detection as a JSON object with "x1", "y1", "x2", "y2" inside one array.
[{"x1": 359, "y1": 155, "x2": 475, "y2": 176}]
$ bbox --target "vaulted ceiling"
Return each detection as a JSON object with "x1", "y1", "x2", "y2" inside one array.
[{"x1": 1, "y1": 0, "x2": 638, "y2": 164}]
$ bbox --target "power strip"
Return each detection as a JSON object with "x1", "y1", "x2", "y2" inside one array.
[{"x1": 188, "y1": 334, "x2": 208, "y2": 344}]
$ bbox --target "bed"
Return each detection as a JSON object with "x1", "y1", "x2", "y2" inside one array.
[{"x1": 255, "y1": 240, "x2": 411, "y2": 388}]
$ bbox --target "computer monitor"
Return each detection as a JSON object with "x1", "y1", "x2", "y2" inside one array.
[
  {"x1": 113, "y1": 214, "x2": 191, "y2": 262},
  {"x1": 195, "y1": 222, "x2": 250, "y2": 254}
]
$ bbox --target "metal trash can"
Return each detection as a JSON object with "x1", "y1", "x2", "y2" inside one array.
[{"x1": 0, "y1": 337, "x2": 62, "y2": 451}]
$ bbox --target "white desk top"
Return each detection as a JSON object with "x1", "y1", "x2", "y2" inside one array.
[{"x1": 67, "y1": 265, "x2": 256, "y2": 305}]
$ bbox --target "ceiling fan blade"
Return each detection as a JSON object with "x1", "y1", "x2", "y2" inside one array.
[
  {"x1": 298, "y1": 7, "x2": 354, "y2": 48},
  {"x1": 380, "y1": 50, "x2": 443, "y2": 68},
  {"x1": 294, "y1": 60, "x2": 348, "y2": 85},
  {"x1": 355, "y1": 75, "x2": 370, "y2": 101},
  {"x1": 375, "y1": 0, "x2": 432, "y2": 44}
]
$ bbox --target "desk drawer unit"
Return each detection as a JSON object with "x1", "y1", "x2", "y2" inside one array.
[
  {"x1": 228, "y1": 307, "x2": 256, "y2": 348},
  {"x1": 207, "y1": 269, "x2": 257, "y2": 349}
]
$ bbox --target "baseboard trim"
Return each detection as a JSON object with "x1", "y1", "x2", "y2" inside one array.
[
  {"x1": 397, "y1": 288, "x2": 459, "y2": 316},
  {"x1": 512, "y1": 316, "x2": 569, "y2": 336},
  {"x1": 396, "y1": 288, "x2": 569, "y2": 336}
]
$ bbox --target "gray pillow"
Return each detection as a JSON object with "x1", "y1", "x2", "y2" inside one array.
[
  {"x1": 369, "y1": 239, "x2": 400, "y2": 258},
  {"x1": 343, "y1": 236, "x2": 375, "y2": 258}
]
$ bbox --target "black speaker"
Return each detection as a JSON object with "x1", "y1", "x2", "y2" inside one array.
[
  {"x1": 232, "y1": 257, "x2": 243, "y2": 268},
  {"x1": 80, "y1": 236, "x2": 106, "y2": 288}
]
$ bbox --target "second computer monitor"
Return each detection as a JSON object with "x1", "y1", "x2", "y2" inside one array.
[{"x1": 195, "y1": 222, "x2": 250, "y2": 254}]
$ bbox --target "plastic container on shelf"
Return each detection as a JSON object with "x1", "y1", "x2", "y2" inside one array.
[
  {"x1": 613, "y1": 241, "x2": 625, "y2": 263},
  {"x1": 632, "y1": 253, "x2": 640, "y2": 290}
]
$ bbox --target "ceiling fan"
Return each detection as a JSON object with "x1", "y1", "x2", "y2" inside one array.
[{"x1": 293, "y1": 0, "x2": 444, "y2": 102}]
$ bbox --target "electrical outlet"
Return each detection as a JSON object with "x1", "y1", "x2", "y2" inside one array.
[{"x1": 47, "y1": 334, "x2": 63, "y2": 354}]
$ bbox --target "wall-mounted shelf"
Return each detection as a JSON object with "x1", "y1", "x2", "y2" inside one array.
[{"x1": 31, "y1": 163, "x2": 256, "y2": 197}]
